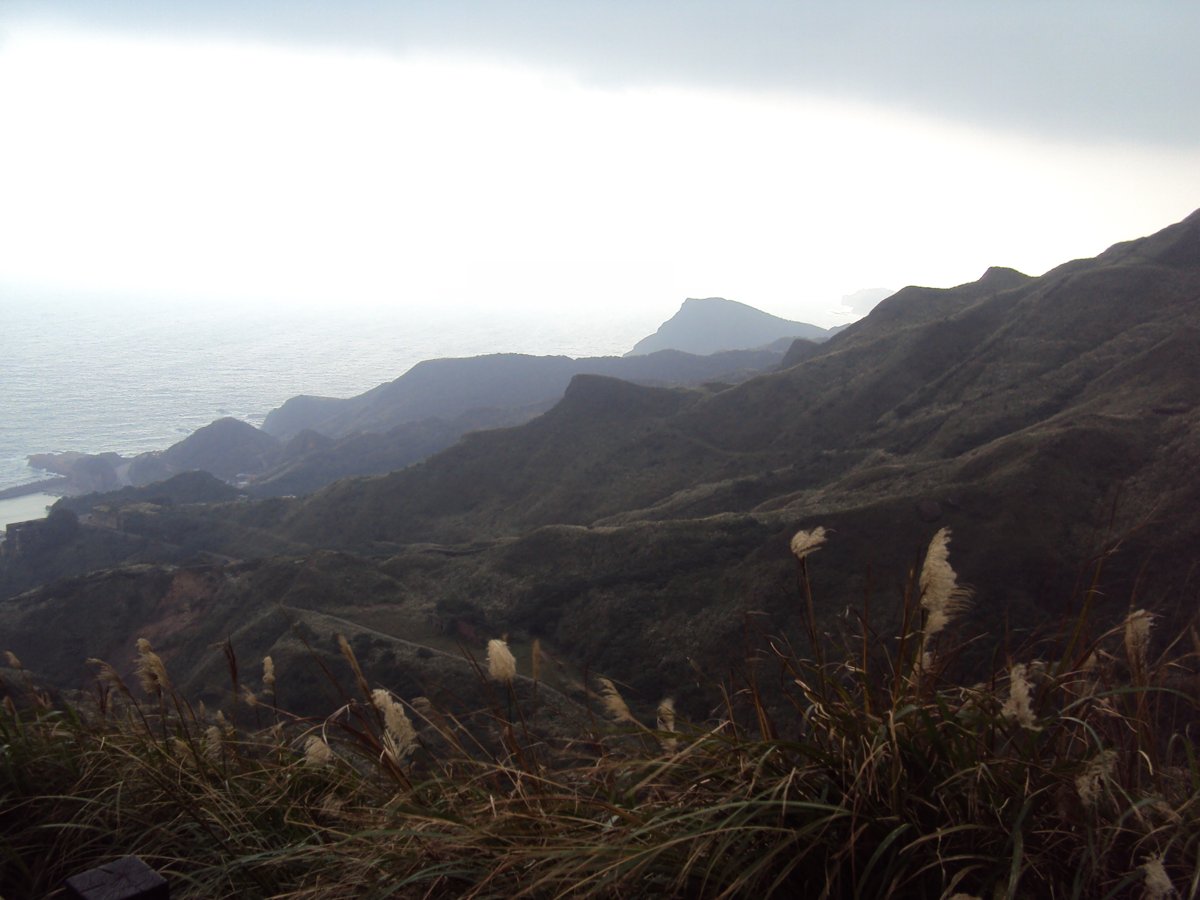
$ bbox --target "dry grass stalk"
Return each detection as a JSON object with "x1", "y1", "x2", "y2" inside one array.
[
  {"x1": 336, "y1": 633, "x2": 372, "y2": 699},
  {"x1": 3, "y1": 530, "x2": 1197, "y2": 898}
]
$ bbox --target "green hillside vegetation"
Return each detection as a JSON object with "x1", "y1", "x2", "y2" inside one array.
[
  {"x1": 2, "y1": 531, "x2": 1196, "y2": 897},
  {"x1": 3, "y1": 211, "x2": 1200, "y2": 895},
  {"x1": 4, "y1": 211, "x2": 1198, "y2": 723}
]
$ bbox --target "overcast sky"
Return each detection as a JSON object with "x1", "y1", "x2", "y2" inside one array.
[{"x1": 1, "y1": 1, "x2": 1197, "y2": 326}]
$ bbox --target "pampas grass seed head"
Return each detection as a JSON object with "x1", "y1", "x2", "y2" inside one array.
[
  {"x1": 135, "y1": 637, "x2": 170, "y2": 696},
  {"x1": 304, "y1": 735, "x2": 335, "y2": 767},
  {"x1": 87, "y1": 657, "x2": 126, "y2": 692},
  {"x1": 656, "y1": 697, "x2": 678, "y2": 752},
  {"x1": 372, "y1": 688, "x2": 417, "y2": 757},
  {"x1": 656, "y1": 697, "x2": 675, "y2": 731},
  {"x1": 1141, "y1": 853, "x2": 1175, "y2": 900},
  {"x1": 1001, "y1": 663, "x2": 1039, "y2": 729},
  {"x1": 262, "y1": 656, "x2": 275, "y2": 694},
  {"x1": 790, "y1": 527, "x2": 826, "y2": 560},
  {"x1": 3, "y1": 650, "x2": 21, "y2": 670},
  {"x1": 597, "y1": 677, "x2": 636, "y2": 724},
  {"x1": 1124, "y1": 609, "x2": 1154, "y2": 673},
  {"x1": 204, "y1": 725, "x2": 223, "y2": 761},
  {"x1": 919, "y1": 527, "x2": 971, "y2": 639},
  {"x1": 487, "y1": 638, "x2": 517, "y2": 684},
  {"x1": 1075, "y1": 749, "x2": 1116, "y2": 808}
]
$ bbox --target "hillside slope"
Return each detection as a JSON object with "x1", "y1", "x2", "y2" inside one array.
[
  {"x1": 283, "y1": 210, "x2": 1200, "y2": 562},
  {"x1": 262, "y1": 347, "x2": 785, "y2": 441},
  {"x1": 4, "y1": 211, "x2": 1198, "y2": 717}
]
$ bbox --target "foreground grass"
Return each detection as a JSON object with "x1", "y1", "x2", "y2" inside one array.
[{"x1": 2, "y1": 528, "x2": 1197, "y2": 898}]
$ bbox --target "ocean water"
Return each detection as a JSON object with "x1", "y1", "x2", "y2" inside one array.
[
  {"x1": 0, "y1": 493, "x2": 58, "y2": 530},
  {"x1": 0, "y1": 294, "x2": 657, "y2": 496}
]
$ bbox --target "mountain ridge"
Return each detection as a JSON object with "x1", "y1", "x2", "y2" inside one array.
[{"x1": 4, "y1": 210, "x2": 1198, "y2": 721}]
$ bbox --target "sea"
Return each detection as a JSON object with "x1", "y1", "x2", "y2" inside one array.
[{"x1": 0, "y1": 295, "x2": 658, "y2": 529}]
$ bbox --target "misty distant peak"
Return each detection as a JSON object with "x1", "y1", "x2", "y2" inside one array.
[{"x1": 627, "y1": 297, "x2": 832, "y2": 356}]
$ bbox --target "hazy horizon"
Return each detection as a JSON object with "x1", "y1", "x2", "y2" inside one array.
[{"x1": 1, "y1": 2, "x2": 1197, "y2": 328}]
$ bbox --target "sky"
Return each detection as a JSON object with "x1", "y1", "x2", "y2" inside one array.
[{"x1": 1, "y1": 1, "x2": 1197, "y2": 327}]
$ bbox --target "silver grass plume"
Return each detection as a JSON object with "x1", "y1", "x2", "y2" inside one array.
[
  {"x1": 304, "y1": 735, "x2": 335, "y2": 767},
  {"x1": 1141, "y1": 853, "x2": 1175, "y2": 900},
  {"x1": 87, "y1": 658, "x2": 129, "y2": 695},
  {"x1": 919, "y1": 527, "x2": 971, "y2": 639},
  {"x1": 3, "y1": 651, "x2": 21, "y2": 670},
  {"x1": 656, "y1": 697, "x2": 678, "y2": 752},
  {"x1": 790, "y1": 527, "x2": 826, "y2": 560},
  {"x1": 1001, "y1": 663, "x2": 1039, "y2": 729},
  {"x1": 1124, "y1": 609, "x2": 1154, "y2": 675},
  {"x1": 597, "y1": 677, "x2": 637, "y2": 724},
  {"x1": 203, "y1": 725, "x2": 223, "y2": 762},
  {"x1": 262, "y1": 656, "x2": 276, "y2": 697},
  {"x1": 487, "y1": 638, "x2": 517, "y2": 685},
  {"x1": 135, "y1": 638, "x2": 170, "y2": 697},
  {"x1": 1075, "y1": 749, "x2": 1117, "y2": 808},
  {"x1": 372, "y1": 688, "x2": 417, "y2": 759}
]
